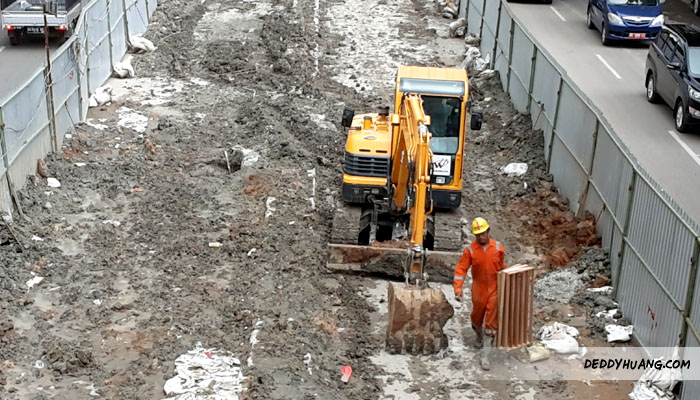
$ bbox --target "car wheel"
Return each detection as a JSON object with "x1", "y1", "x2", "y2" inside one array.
[
  {"x1": 694, "y1": 0, "x2": 700, "y2": 16},
  {"x1": 601, "y1": 23, "x2": 610, "y2": 46},
  {"x1": 646, "y1": 73, "x2": 660, "y2": 103},
  {"x1": 587, "y1": 8, "x2": 595, "y2": 29},
  {"x1": 675, "y1": 100, "x2": 689, "y2": 133}
]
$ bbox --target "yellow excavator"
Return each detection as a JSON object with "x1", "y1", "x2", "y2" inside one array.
[{"x1": 329, "y1": 66, "x2": 482, "y2": 354}]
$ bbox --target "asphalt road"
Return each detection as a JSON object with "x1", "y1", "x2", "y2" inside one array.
[
  {"x1": 508, "y1": 0, "x2": 700, "y2": 227},
  {"x1": 0, "y1": 23, "x2": 58, "y2": 104}
]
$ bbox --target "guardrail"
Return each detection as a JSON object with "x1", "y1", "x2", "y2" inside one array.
[
  {"x1": 462, "y1": 0, "x2": 700, "y2": 397},
  {"x1": 0, "y1": 0, "x2": 156, "y2": 216}
]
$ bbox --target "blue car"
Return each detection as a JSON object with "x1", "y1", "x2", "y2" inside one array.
[{"x1": 587, "y1": 0, "x2": 665, "y2": 45}]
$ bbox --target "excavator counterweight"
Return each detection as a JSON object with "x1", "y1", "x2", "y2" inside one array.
[{"x1": 329, "y1": 66, "x2": 482, "y2": 355}]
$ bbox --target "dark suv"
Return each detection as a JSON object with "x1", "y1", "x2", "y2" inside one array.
[{"x1": 646, "y1": 24, "x2": 700, "y2": 132}]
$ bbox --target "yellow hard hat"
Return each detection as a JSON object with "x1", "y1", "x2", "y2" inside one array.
[{"x1": 472, "y1": 217, "x2": 489, "y2": 235}]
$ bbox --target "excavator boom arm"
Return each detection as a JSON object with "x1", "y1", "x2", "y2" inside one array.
[{"x1": 392, "y1": 94, "x2": 434, "y2": 281}]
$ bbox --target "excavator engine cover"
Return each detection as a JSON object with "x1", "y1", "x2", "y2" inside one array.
[{"x1": 386, "y1": 283, "x2": 454, "y2": 355}]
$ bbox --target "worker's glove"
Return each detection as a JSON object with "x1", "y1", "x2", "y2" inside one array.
[{"x1": 455, "y1": 291, "x2": 463, "y2": 302}]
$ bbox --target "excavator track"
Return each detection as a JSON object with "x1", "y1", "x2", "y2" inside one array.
[{"x1": 330, "y1": 201, "x2": 363, "y2": 245}]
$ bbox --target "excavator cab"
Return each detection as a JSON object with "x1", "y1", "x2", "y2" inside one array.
[{"x1": 328, "y1": 66, "x2": 481, "y2": 355}]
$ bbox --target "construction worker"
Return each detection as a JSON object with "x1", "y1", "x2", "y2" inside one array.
[{"x1": 453, "y1": 217, "x2": 506, "y2": 370}]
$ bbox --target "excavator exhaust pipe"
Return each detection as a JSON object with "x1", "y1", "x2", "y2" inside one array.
[{"x1": 386, "y1": 283, "x2": 454, "y2": 355}]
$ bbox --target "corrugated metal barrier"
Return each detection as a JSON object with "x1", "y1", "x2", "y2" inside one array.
[
  {"x1": 0, "y1": 0, "x2": 157, "y2": 216},
  {"x1": 461, "y1": 1, "x2": 700, "y2": 397}
]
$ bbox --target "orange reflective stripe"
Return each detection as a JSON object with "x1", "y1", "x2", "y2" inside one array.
[
  {"x1": 496, "y1": 241, "x2": 501, "y2": 251},
  {"x1": 454, "y1": 275, "x2": 465, "y2": 281}
]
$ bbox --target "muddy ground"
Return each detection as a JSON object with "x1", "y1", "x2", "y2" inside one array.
[{"x1": 0, "y1": 0, "x2": 636, "y2": 398}]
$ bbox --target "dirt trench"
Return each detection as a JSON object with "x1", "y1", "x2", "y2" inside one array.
[{"x1": 0, "y1": 0, "x2": 631, "y2": 399}]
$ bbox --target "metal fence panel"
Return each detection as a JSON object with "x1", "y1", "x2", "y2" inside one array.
[
  {"x1": 86, "y1": 0, "x2": 112, "y2": 93},
  {"x1": 0, "y1": 175, "x2": 10, "y2": 216},
  {"x1": 553, "y1": 82, "x2": 596, "y2": 171},
  {"x1": 75, "y1": 11, "x2": 90, "y2": 121},
  {"x1": 495, "y1": 6, "x2": 510, "y2": 92},
  {"x1": 610, "y1": 222, "x2": 624, "y2": 285},
  {"x1": 617, "y1": 250, "x2": 684, "y2": 348},
  {"x1": 473, "y1": 0, "x2": 484, "y2": 14},
  {"x1": 627, "y1": 179, "x2": 695, "y2": 306},
  {"x1": 688, "y1": 246, "x2": 700, "y2": 333},
  {"x1": 50, "y1": 46, "x2": 80, "y2": 112},
  {"x1": 467, "y1": 0, "x2": 482, "y2": 37},
  {"x1": 126, "y1": 0, "x2": 149, "y2": 35},
  {"x1": 2, "y1": 72, "x2": 49, "y2": 165},
  {"x1": 459, "y1": 0, "x2": 467, "y2": 19},
  {"x1": 483, "y1": 0, "x2": 499, "y2": 35},
  {"x1": 509, "y1": 24, "x2": 533, "y2": 109},
  {"x1": 591, "y1": 126, "x2": 634, "y2": 229},
  {"x1": 530, "y1": 51, "x2": 559, "y2": 124},
  {"x1": 681, "y1": 333, "x2": 700, "y2": 400},
  {"x1": 110, "y1": 0, "x2": 128, "y2": 59},
  {"x1": 481, "y1": 22, "x2": 496, "y2": 63},
  {"x1": 54, "y1": 92, "x2": 81, "y2": 148},
  {"x1": 549, "y1": 135, "x2": 586, "y2": 214}
]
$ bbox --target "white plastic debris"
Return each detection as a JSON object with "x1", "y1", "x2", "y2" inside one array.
[
  {"x1": 34, "y1": 360, "x2": 45, "y2": 369},
  {"x1": 46, "y1": 178, "x2": 61, "y2": 188},
  {"x1": 231, "y1": 145, "x2": 260, "y2": 166},
  {"x1": 88, "y1": 85, "x2": 114, "y2": 108},
  {"x1": 162, "y1": 347, "x2": 244, "y2": 399},
  {"x1": 93, "y1": 299, "x2": 102, "y2": 306},
  {"x1": 265, "y1": 197, "x2": 276, "y2": 218},
  {"x1": 567, "y1": 345, "x2": 588, "y2": 360},
  {"x1": 129, "y1": 34, "x2": 156, "y2": 53},
  {"x1": 629, "y1": 348, "x2": 681, "y2": 400},
  {"x1": 479, "y1": 69, "x2": 497, "y2": 79},
  {"x1": 606, "y1": 324, "x2": 633, "y2": 342},
  {"x1": 247, "y1": 248, "x2": 257, "y2": 257},
  {"x1": 464, "y1": 33, "x2": 481, "y2": 46},
  {"x1": 26, "y1": 276, "x2": 44, "y2": 289},
  {"x1": 208, "y1": 242, "x2": 222, "y2": 248},
  {"x1": 501, "y1": 163, "x2": 528, "y2": 177},
  {"x1": 31, "y1": 235, "x2": 43, "y2": 242},
  {"x1": 587, "y1": 286, "x2": 614, "y2": 295},
  {"x1": 102, "y1": 220, "x2": 121, "y2": 227},
  {"x1": 74, "y1": 163, "x2": 87, "y2": 167},
  {"x1": 448, "y1": 18, "x2": 467, "y2": 37},
  {"x1": 113, "y1": 55, "x2": 135, "y2": 78},
  {"x1": 596, "y1": 308, "x2": 618, "y2": 319},
  {"x1": 537, "y1": 322, "x2": 580, "y2": 354},
  {"x1": 86, "y1": 118, "x2": 109, "y2": 130}
]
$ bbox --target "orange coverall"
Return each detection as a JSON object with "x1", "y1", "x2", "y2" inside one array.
[{"x1": 453, "y1": 239, "x2": 506, "y2": 333}]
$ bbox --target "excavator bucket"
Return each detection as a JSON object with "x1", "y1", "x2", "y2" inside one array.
[
  {"x1": 327, "y1": 243, "x2": 460, "y2": 355},
  {"x1": 386, "y1": 283, "x2": 454, "y2": 355}
]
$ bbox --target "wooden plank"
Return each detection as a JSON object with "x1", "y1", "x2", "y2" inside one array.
[{"x1": 497, "y1": 271, "x2": 505, "y2": 347}]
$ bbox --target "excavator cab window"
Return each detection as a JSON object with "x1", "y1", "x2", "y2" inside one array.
[{"x1": 422, "y1": 96, "x2": 461, "y2": 155}]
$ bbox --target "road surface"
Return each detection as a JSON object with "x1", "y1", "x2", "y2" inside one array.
[
  {"x1": 0, "y1": 22, "x2": 58, "y2": 103},
  {"x1": 508, "y1": 0, "x2": 700, "y2": 227}
]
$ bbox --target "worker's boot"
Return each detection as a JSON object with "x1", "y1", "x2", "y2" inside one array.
[
  {"x1": 480, "y1": 336, "x2": 492, "y2": 371},
  {"x1": 472, "y1": 324, "x2": 483, "y2": 349}
]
